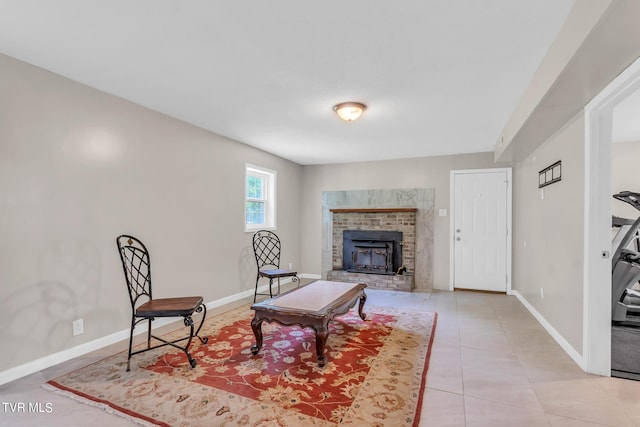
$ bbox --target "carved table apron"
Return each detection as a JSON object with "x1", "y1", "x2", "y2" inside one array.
[{"x1": 250, "y1": 280, "x2": 367, "y2": 367}]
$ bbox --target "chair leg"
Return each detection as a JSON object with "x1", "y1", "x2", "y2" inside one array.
[
  {"x1": 125, "y1": 307, "x2": 208, "y2": 371},
  {"x1": 147, "y1": 319, "x2": 152, "y2": 348},
  {"x1": 277, "y1": 277, "x2": 281, "y2": 295},
  {"x1": 194, "y1": 303, "x2": 209, "y2": 345},
  {"x1": 182, "y1": 315, "x2": 197, "y2": 368},
  {"x1": 268, "y1": 278, "x2": 274, "y2": 297},
  {"x1": 254, "y1": 273, "x2": 260, "y2": 303},
  {"x1": 172, "y1": 311, "x2": 208, "y2": 368},
  {"x1": 127, "y1": 317, "x2": 135, "y2": 372}
]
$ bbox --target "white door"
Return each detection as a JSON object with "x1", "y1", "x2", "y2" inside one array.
[{"x1": 451, "y1": 169, "x2": 511, "y2": 292}]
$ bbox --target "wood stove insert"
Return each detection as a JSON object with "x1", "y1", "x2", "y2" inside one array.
[{"x1": 342, "y1": 230, "x2": 403, "y2": 275}]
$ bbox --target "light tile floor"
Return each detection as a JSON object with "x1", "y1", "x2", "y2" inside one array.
[{"x1": 2, "y1": 288, "x2": 640, "y2": 426}]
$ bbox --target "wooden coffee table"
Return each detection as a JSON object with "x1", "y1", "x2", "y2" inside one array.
[{"x1": 250, "y1": 280, "x2": 367, "y2": 366}]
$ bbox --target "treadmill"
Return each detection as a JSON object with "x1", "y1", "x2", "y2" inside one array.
[
  {"x1": 611, "y1": 191, "x2": 640, "y2": 379},
  {"x1": 612, "y1": 191, "x2": 640, "y2": 324}
]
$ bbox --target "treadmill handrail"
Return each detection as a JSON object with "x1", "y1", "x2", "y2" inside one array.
[
  {"x1": 614, "y1": 191, "x2": 640, "y2": 212},
  {"x1": 613, "y1": 215, "x2": 640, "y2": 272}
]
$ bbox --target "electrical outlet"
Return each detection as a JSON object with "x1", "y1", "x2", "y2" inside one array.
[
  {"x1": 288, "y1": 262, "x2": 293, "y2": 270},
  {"x1": 540, "y1": 288, "x2": 544, "y2": 299},
  {"x1": 73, "y1": 318, "x2": 84, "y2": 336}
]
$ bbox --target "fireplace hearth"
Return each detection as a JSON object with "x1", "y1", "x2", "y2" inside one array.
[{"x1": 343, "y1": 230, "x2": 402, "y2": 275}]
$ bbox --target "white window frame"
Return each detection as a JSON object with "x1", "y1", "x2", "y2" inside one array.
[{"x1": 245, "y1": 164, "x2": 276, "y2": 232}]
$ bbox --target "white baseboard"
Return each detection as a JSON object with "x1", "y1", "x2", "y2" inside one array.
[
  {"x1": 0, "y1": 278, "x2": 300, "y2": 386},
  {"x1": 300, "y1": 273, "x2": 321, "y2": 279},
  {"x1": 511, "y1": 290, "x2": 587, "y2": 371}
]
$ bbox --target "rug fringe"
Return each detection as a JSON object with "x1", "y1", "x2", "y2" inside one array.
[{"x1": 42, "y1": 382, "x2": 159, "y2": 427}]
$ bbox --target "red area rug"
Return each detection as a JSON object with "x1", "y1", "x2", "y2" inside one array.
[{"x1": 45, "y1": 304, "x2": 436, "y2": 426}]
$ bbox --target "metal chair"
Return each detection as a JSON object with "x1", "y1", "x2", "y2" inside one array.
[
  {"x1": 116, "y1": 235, "x2": 208, "y2": 371},
  {"x1": 252, "y1": 230, "x2": 299, "y2": 302}
]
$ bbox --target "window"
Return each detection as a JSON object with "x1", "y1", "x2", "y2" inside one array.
[{"x1": 245, "y1": 164, "x2": 276, "y2": 231}]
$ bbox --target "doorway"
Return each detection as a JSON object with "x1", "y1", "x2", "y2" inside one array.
[
  {"x1": 585, "y1": 56, "x2": 640, "y2": 376},
  {"x1": 449, "y1": 168, "x2": 512, "y2": 293}
]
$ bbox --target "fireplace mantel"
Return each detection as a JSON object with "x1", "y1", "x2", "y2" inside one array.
[{"x1": 330, "y1": 208, "x2": 417, "y2": 213}]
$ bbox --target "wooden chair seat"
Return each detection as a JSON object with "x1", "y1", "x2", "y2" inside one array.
[
  {"x1": 136, "y1": 296, "x2": 204, "y2": 317},
  {"x1": 259, "y1": 269, "x2": 298, "y2": 279}
]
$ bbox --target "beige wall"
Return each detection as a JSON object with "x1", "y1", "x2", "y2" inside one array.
[
  {"x1": 495, "y1": 0, "x2": 640, "y2": 369},
  {"x1": 300, "y1": 152, "x2": 501, "y2": 290},
  {"x1": 612, "y1": 140, "x2": 640, "y2": 219},
  {"x1": 0, "y1": 38, "x2": 609, "y2": 378},
  {"x1": 0, "y1": 54, "x2": 303, "y2": 372},
  {"x1": 512, "y1": 114, "x2": 585, "y2": 353}
]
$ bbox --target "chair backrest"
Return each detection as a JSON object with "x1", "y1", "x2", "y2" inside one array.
[
  {"x1": 253, "y1": 230, "x2": 282, "y2": 270},
  {"x1": 116, "y1": 235, "x2": 152, "y2": 310}
]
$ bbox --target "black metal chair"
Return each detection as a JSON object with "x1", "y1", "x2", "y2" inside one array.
[
  {"x1": 116, "y1": 235, "x2": 208, "y2": 371},
  {"x1": 252, "y1": 230, "x2": 299, "y2": 302}
]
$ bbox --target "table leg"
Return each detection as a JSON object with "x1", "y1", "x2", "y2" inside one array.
[
  {"x1": 358, "y1": 292, "x2": 367, "y2": 320},
  {"x1": 250, "y1": 316, "x2": 264, "y2": 355},
  {"x1": 315, "y1": 324, "x2": 329, "y2": 367}
]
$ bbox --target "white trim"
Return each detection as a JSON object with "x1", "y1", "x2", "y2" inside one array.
[
  {"x1": 449, "y1": 168, "x2": 513, "y2": 293},
  {"x1": 0, "y1": 278, "x2": 299, "y2": 386},
  {"x1": 583, "y1": 56, "x2": 640, "y2": 376},
  {"x1": 512, "y1": 290, "x2": 586, "y2": 370}
]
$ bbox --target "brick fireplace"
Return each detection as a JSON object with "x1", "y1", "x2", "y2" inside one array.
[
  {"x1": 322, "y1": 188, "x2": 434, "y2": 292},
  {"x1": 327, "y1": 208, "x2": 417, "y2": 291}
]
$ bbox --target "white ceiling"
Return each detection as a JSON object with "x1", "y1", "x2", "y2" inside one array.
[{"x1": 0, "y1": 1, "x2": 577, "y2": 165}]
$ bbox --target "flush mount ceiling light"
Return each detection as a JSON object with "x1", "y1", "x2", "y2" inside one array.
[{"x1": 333, "y1": 102, "x2": 366, "y2": 122}]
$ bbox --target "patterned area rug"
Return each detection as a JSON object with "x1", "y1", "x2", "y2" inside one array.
[{"x1": 45, "y1": 304, "x2": 437, "y2": 426}]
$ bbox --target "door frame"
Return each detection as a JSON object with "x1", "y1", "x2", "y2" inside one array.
[
  {"x1": 449, "y1": 168, "x2": 513, "y2": 293},
  {"x1": 584, "y1": 56, "x2": 640, "y2": 376}
]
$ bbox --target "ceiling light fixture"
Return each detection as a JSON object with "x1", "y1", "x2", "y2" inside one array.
[{"x1": 333, "y1": 102, "x2": 366, "y2": 122}]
